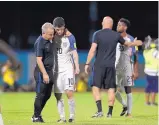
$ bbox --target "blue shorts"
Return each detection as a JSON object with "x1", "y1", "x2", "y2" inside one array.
[{"x1": 145, "y1": 75, "x2": 158, "y2": 93}]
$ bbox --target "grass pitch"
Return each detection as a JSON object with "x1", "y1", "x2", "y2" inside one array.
[{"x1": 0, "y1": 92, "x2": 158, "y2": 125}]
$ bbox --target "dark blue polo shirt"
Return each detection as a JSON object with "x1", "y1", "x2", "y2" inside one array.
[
  {"x1": 92, "y1": 28, "x2": 125, "y2": 67},
  {"x1": 34, "y1": 35, "x2": 53, "y2": 72}
]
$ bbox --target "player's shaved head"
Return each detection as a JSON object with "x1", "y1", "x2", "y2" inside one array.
[
  {"x1": 103, "y1": 16, "x2": 113, "y2": 23},
  {"x1": 102, "y1": 16, "x2": 113, "y2": 29}
]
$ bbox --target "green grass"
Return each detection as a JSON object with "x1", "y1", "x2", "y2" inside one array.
[{"x1": 0, "y1": 92, "x2": 158, "y2": 125}]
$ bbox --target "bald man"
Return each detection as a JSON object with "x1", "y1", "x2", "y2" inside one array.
[{"x1": 85, "y1": 16, "x2": 142, "y2": 118}]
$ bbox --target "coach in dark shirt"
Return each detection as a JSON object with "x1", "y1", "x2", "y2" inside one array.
[
  {"x1": 85, "y1": 16, "x2": 142, "y2": 118},
  {"x1": 32, "y1": 22, "x2": 54, "y2": 123}
]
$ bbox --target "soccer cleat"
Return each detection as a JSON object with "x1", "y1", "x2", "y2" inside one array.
[
  {"x1": 91, "y1": 112, "x2": 103, "y2": 118},
  {"x1": 57, "y1": 119, "x2": 67, "y2": 123},
  {"x1": 31, "y1": 115, "x2": 44, "y2": 123},
  {"x1": 120, "y1": 107, "x2": 127, "y2": 116},
  {"x1": 107, "y1": 113, "x2": 112, "y2": 118},
  {"x1": 68, "y1": 119, "x2": 74, "y2": 123}
]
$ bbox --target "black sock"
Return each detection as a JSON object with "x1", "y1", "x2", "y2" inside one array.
[
  {"x1": 108, "y1": 106, "x2": 113, "y2": 114},
  {"x1": 96, "y1": 100, "x2": 102, "y2": 112}
]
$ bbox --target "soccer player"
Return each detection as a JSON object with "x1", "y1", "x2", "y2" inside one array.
[
  {"x1": 0, "y1": 39, "x2": 21, "y2": 125},
  {"x1": 32, "y1": 22, "x2": 54, "y2": 123},
  {"x1": 52, "y1": 17, "x2": 80, "y2": 123},
  {"x1": 115, "y1": 18, "x2": 139, "y2": 117},
  {"x1": 85, "y1": 16, "x2": 142, "y2": 118}
]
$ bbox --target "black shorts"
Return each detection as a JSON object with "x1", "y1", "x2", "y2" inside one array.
[{"x1": 91, "y1": 67, "x2": 116, "y2": 89}]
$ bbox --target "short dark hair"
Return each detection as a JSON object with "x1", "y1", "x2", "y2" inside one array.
[
  {"x1": 53, "y1": 17, "x2": 65, "y2": 28},
  {"x1": 119, "y1": 18, "x2": 131, "y2": 28}
]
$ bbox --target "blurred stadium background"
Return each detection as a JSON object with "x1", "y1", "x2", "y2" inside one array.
[
  {"x1": 0, "y1": 1, "x2": 158, "y2": 91},
  {"x1": 0, "y1": 1, "x2": 158, "y2": 125}
]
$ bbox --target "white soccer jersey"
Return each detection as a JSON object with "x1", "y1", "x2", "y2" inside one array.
[
  {"x1": 116, "y1": 35, "x2": 135, "y2": 67},
  {"x1": 116, "y1": 35, "x2": 135, "y2": 87},
  {"x1": 53, "y1": 34, "x2": 77, "y2": 73}
]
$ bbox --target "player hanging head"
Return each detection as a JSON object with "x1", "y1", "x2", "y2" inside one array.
[
  {"x1": 52, "y1": 17, "x2": 80, "y2": 123},
  {"x1": 53, "y1": 17, "x2": 66, "y2": 36}
]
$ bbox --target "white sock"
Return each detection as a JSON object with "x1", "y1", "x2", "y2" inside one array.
[
  {"x1": 57, "y1": 99, "x2": 65, "y2": 120},
  {"x1": 0, "y1": 114, "x2": 4, "y2": 125},
  {"x1": 127, "y1": 93, "x2": 132, "y2": 114},
  {"x1": 68, "y1": 99, "x2": 75, "y2": 119},
  {"x1": 115, "y1": 91, "x2": 127, "y2": 107}
]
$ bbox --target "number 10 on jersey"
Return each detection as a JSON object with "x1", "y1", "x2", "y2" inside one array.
[{"x1": 57, "y1": 48, "x2": 62, "y2": 54}]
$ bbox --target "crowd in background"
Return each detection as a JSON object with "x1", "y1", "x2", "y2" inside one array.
[{"x1": 0, "y1": 36, "x2": 158, "y2": 98}]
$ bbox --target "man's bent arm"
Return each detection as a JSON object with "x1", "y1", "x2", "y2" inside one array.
[
  {"x1": 124, "y1": 40, "x2": 142, "y2": 47},
  {"x1": 86, "y1": 43, "x2": 97, "y2": 64}
]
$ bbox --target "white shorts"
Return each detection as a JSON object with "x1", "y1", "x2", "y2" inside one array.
[
  {"x1": 116, "y1": 63, "x2": 134, "y2": 87},
  {"x1": 53, "y1": 69, "x2": 75, "y2": 93}
]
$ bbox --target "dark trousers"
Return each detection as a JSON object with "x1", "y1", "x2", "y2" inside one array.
[{"x1": 33, "y1": 69, "x2": 54, "y2": 117}]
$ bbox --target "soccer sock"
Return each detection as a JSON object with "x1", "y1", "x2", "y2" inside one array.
[
  {"x1": 127, "y1": 93, "x2": 132, "y2": 114},
  {"x1": 0, "y1": 114, "x2": 4, "y2": 125},
  {"x1": 57, "y1": 99, "x2": 65, "y2": 120},
  {"x1": 68, "y1": 99, "x2": 75, "y2": 119},
  {"x1": 115, "y1": 91, "x2": 127, "y2": 107},
  {"x1": 108, "y1": 106, "x2": 113, "y2": 115},
  {"x1": 96, "y1": 100, "x2": 102, "y2": 112}
]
